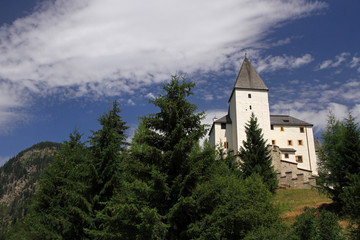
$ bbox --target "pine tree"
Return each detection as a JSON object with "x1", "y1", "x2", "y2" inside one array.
[
  {"x1": 123, "y1": 75, "x2": 208, "y2": 239},
  {"x1": 25, "y1": 130, "x2": 91, "y2": 239},
  {"x1": 318, "y1": 113, "x2": 360, "y2": 205},
  {"x1": 239, "y1": 112, "x2": 278, "y2": 193},
  {"x1": 85, "y1": 101, "x2": 129, "y2": 238}
]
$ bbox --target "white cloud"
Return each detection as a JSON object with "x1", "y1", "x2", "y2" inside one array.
[
  {"x1": 145, "y1": 92, "x2": 156, "y2": 99},
  {"x1": 127, "y1": 99, "x2": 136, "y2": 106},
  {"x1": 256, "y1": 53, "x2": 313, "y2": 73},
  {"x1": 318, "y1": 52, "x2": 350, "y2": 70},
  {"x1": 0, "y1": 81, "x2": 30, "y2": 134},
  {"x1": 271, "y1": 77, "x2": 360, "y2": 134},
  {"x1": 350, "y1": 56, "x2": 360, "y2": 68},
  {"x1": 204, "y1": 94, "x2": 214, "y2": 101},
  {"x1": 319, "y1": 60, "x2": 332, "y2": 70},
  {"x1": 272, "y1": 37, "x2": 291, "y2": 47},
  {"x1": 0, "y1": 0, "x2": 326, "y2": 132}
]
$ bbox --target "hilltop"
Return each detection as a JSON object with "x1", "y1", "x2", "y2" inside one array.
[{"x1": 0, "y1": 142, "x2": 61, "y2": 233}]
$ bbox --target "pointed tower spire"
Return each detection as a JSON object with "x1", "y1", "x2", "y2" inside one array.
[{"x1": 233, "y1": 57, "x2": 268, "y2": 91}]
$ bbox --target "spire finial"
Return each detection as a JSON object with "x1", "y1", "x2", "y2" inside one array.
[{"x1": 245, "y1": 52, "x2": 247, "y2": 58}]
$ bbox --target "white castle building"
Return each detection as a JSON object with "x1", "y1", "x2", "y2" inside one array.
[{"x1": 209, "y1": 57, "x2": 318, "y2": 186}]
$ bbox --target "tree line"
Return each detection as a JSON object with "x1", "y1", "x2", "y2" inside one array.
[{"x1": 2, "y1": 75, "x2": 358, "y2": 239}]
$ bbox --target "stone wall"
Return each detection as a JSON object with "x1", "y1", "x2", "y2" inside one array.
[{"x1": 270, "y1": 146, "x2": 316, "y2": 189}]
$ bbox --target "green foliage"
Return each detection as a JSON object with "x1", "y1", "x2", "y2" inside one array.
[
  {"x1": 244, "y1": 224, "x2": 288, "y2": 240},
  {"x1": 117, "y1": 75, "x2": 209, "y2": 239},
  {"x1": 85, "y1": 101, "x2": 129, "y2": 238},
  {"x1": 186, "y1": 172, "x2": 281, "y2": 239},
  {"x1": 2, "y1": 76, "x2": 290, "y2": 239},
  {"x1": 340, "y1": 173, "x2": 360, "y2": 238},
  {"x1": 22, "y1": 130, "x2": 91, "y2": 239},
  {"x1": 317, "y1": 113, "x2": 360, "y2": 205},
  {"x1": 290, "y1": 207, "x2": 344, "y2": 240},
  {"x1": 292, "y1": 207, "x2": 317, "y2": 240},
  {"x1": 239, "y1": 112, "x2": 278, "y2": 193}
]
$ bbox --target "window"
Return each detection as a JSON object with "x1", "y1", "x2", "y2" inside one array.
[
  {"x1": 221, "y1": 123, "x2": 226, "y2": 129},
  {"x1": 248, "y1": 93, "x2": 251, "y2": 98},
  {"x1": 249, "y1": 105, "x2": 252, "y2": 110},
  {"x1": 271, "y1": 125, "x2": 274, "y2": 130},
  {"x1": 296, "y1": 155, "x2": 303, "y2": 163},
  {"x1": 298, "y1": 140, "x2": 303, "y2": 146},
  {"x1": 288, "y1": 140, "x2": 293, "y2": 146},
  {"x1": 272, "y1": 140, "x2": 276, "y2": 145},
  {"x1": 280, "y1": 126, "x2": 284, "y2": 131},
  {"x1": 300, "y1": 127, "x2": 304, "y2": 133},
  {"x1": 224, "y1": 141, "x2": 229, "y2": 149},
  {"x1": 284, "y1": 153, "x2": 289, "y2": 159}
]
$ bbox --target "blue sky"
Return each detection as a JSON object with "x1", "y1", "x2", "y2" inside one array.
[{"x1": 0, "y1": 0, "x2": 359, "y2": 165}]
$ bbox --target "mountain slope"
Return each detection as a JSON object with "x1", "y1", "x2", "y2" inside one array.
[{"x1": 0, "y1": 142, "x2": 61, "y2": 232}]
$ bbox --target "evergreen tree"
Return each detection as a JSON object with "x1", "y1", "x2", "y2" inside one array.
[
  {"x1": 140, "y1": 75, "x2": 207, "y2": 238},
  {"x1": 25, "y1": 130, "x2": 91, "y2": 239},
  {"x1": 239, "y1": 112, "x2": 278, "y2": 193},
  {"x1": 317, "y1": 113, "x2": 360, "y2": 205},
  {"x1": 85, "y1": 101, "x2": 129, "y2": 238},
  {"x1": 107, "y1": 75, "x2": 209, "y2": 239}
]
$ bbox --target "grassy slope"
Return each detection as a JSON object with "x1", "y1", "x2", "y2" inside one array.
[{"x1": 272, "y1": 188, "x2": 332, "y2": 225}]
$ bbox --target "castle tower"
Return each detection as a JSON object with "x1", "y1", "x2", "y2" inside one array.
[
  {"x1": 228, "y1": 56, "x2": 271, "y2": 151},
  {"x1": 209, "y1": 56, "x2": 319, "y2": 183}
]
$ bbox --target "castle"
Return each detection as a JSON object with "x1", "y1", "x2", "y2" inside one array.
[{"x1": 209, "y1": 56, "x2": 318, "y2": 188}]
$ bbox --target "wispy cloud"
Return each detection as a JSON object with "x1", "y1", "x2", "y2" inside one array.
[
  {"x1": 127, "y1": 99, "x2": 136, "y2": 106},
  {"x1": 271, "y1": 37, "x2": 292, "y2": 47},
  {"x1": 318, "y1": 52, "x2": 350, "y2": 70},
  {"x1": 255, "y1": 54, "x2": 313, "y2": 73},
  {"x1": 0, "y1": 81, "x2": 30, "y2": 134},
  {"x1": 350, "y1": 56, "x2": 360, "y2": 72},
  {"x1": 270, "y1": 77, "x2": 360, "y2": 133},
  {"x1": 0, "y1": 0, "x2": 326, "y2": 133},
  {"x1": 145, "y1": 92, "x2": 156, "y2": 100}
]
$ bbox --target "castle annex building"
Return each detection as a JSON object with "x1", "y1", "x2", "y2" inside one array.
[{"x1": 209, "y1": 57, "x2": 318, "y2": 186}]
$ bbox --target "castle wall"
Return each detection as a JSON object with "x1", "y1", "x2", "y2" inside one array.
[
  {"x1": 270, "y1": 125, "x2": 317, "y2": 174},
  {"x1": 271, "y1": 146, "x2": 316, "y2": 189},
  {"x1": 234, "y1": 89, "x2": 271, "y2": 151}
]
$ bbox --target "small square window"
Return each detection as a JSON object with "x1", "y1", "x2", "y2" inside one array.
[
  {"x1": 296, "y1": 155, "x2": 303, "y2": 163},
  {"x1": 298, "y1": 140, "x2": 303, "y2": 146},
  {"x1": 280, "y1": 126, "x2": 284, "y2": 131},
  {"x1": 221, "y1": 123, "x2": 226, "y2": 129},
  {"x1": 248, "y1": 94, "x2": 251, "y2": 98},
  {"x1": 288, "y1": 140, "x2": 293, "y2": 146},
  {"x1": 284, "y1": 153, "x2": 289, "y2": 159},
  {"x1": 224, "y1": 141, "x2": 229, "y2": 149},
  {"x1": 300, "y1": 127, "x2": 304, "y2": 133},
  {"x1": 272, "y1": 140, "x2": 276, "y2": 145}
]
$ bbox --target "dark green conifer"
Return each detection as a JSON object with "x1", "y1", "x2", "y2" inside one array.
[
  {"x1": 318, "y1": 113, "x2": 360, "y2": 204},
  {"x1": 122, "y1": 75, "x2": 209, "y2": 238},
  {"x1": 86, "y1": 101, "x2": 129, "y2": 238},
  {"x1": 239, "y1": 112, "x2": 278, "y2": 193},
  {"x1": 26, "y1": 130, "x2": 91, "y2": 239}
]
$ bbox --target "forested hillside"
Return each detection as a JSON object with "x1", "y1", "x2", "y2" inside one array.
[
  {"x1": 1, "y1": 76, "x2": 358, "y2": 239},
  {"x1": 0, "y1": 142, "x2": 61, "y2": 233}
]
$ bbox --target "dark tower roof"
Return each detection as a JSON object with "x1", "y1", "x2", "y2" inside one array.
[{"x1": 233, "y1": 56, "x2": 268, "y2": 91}]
